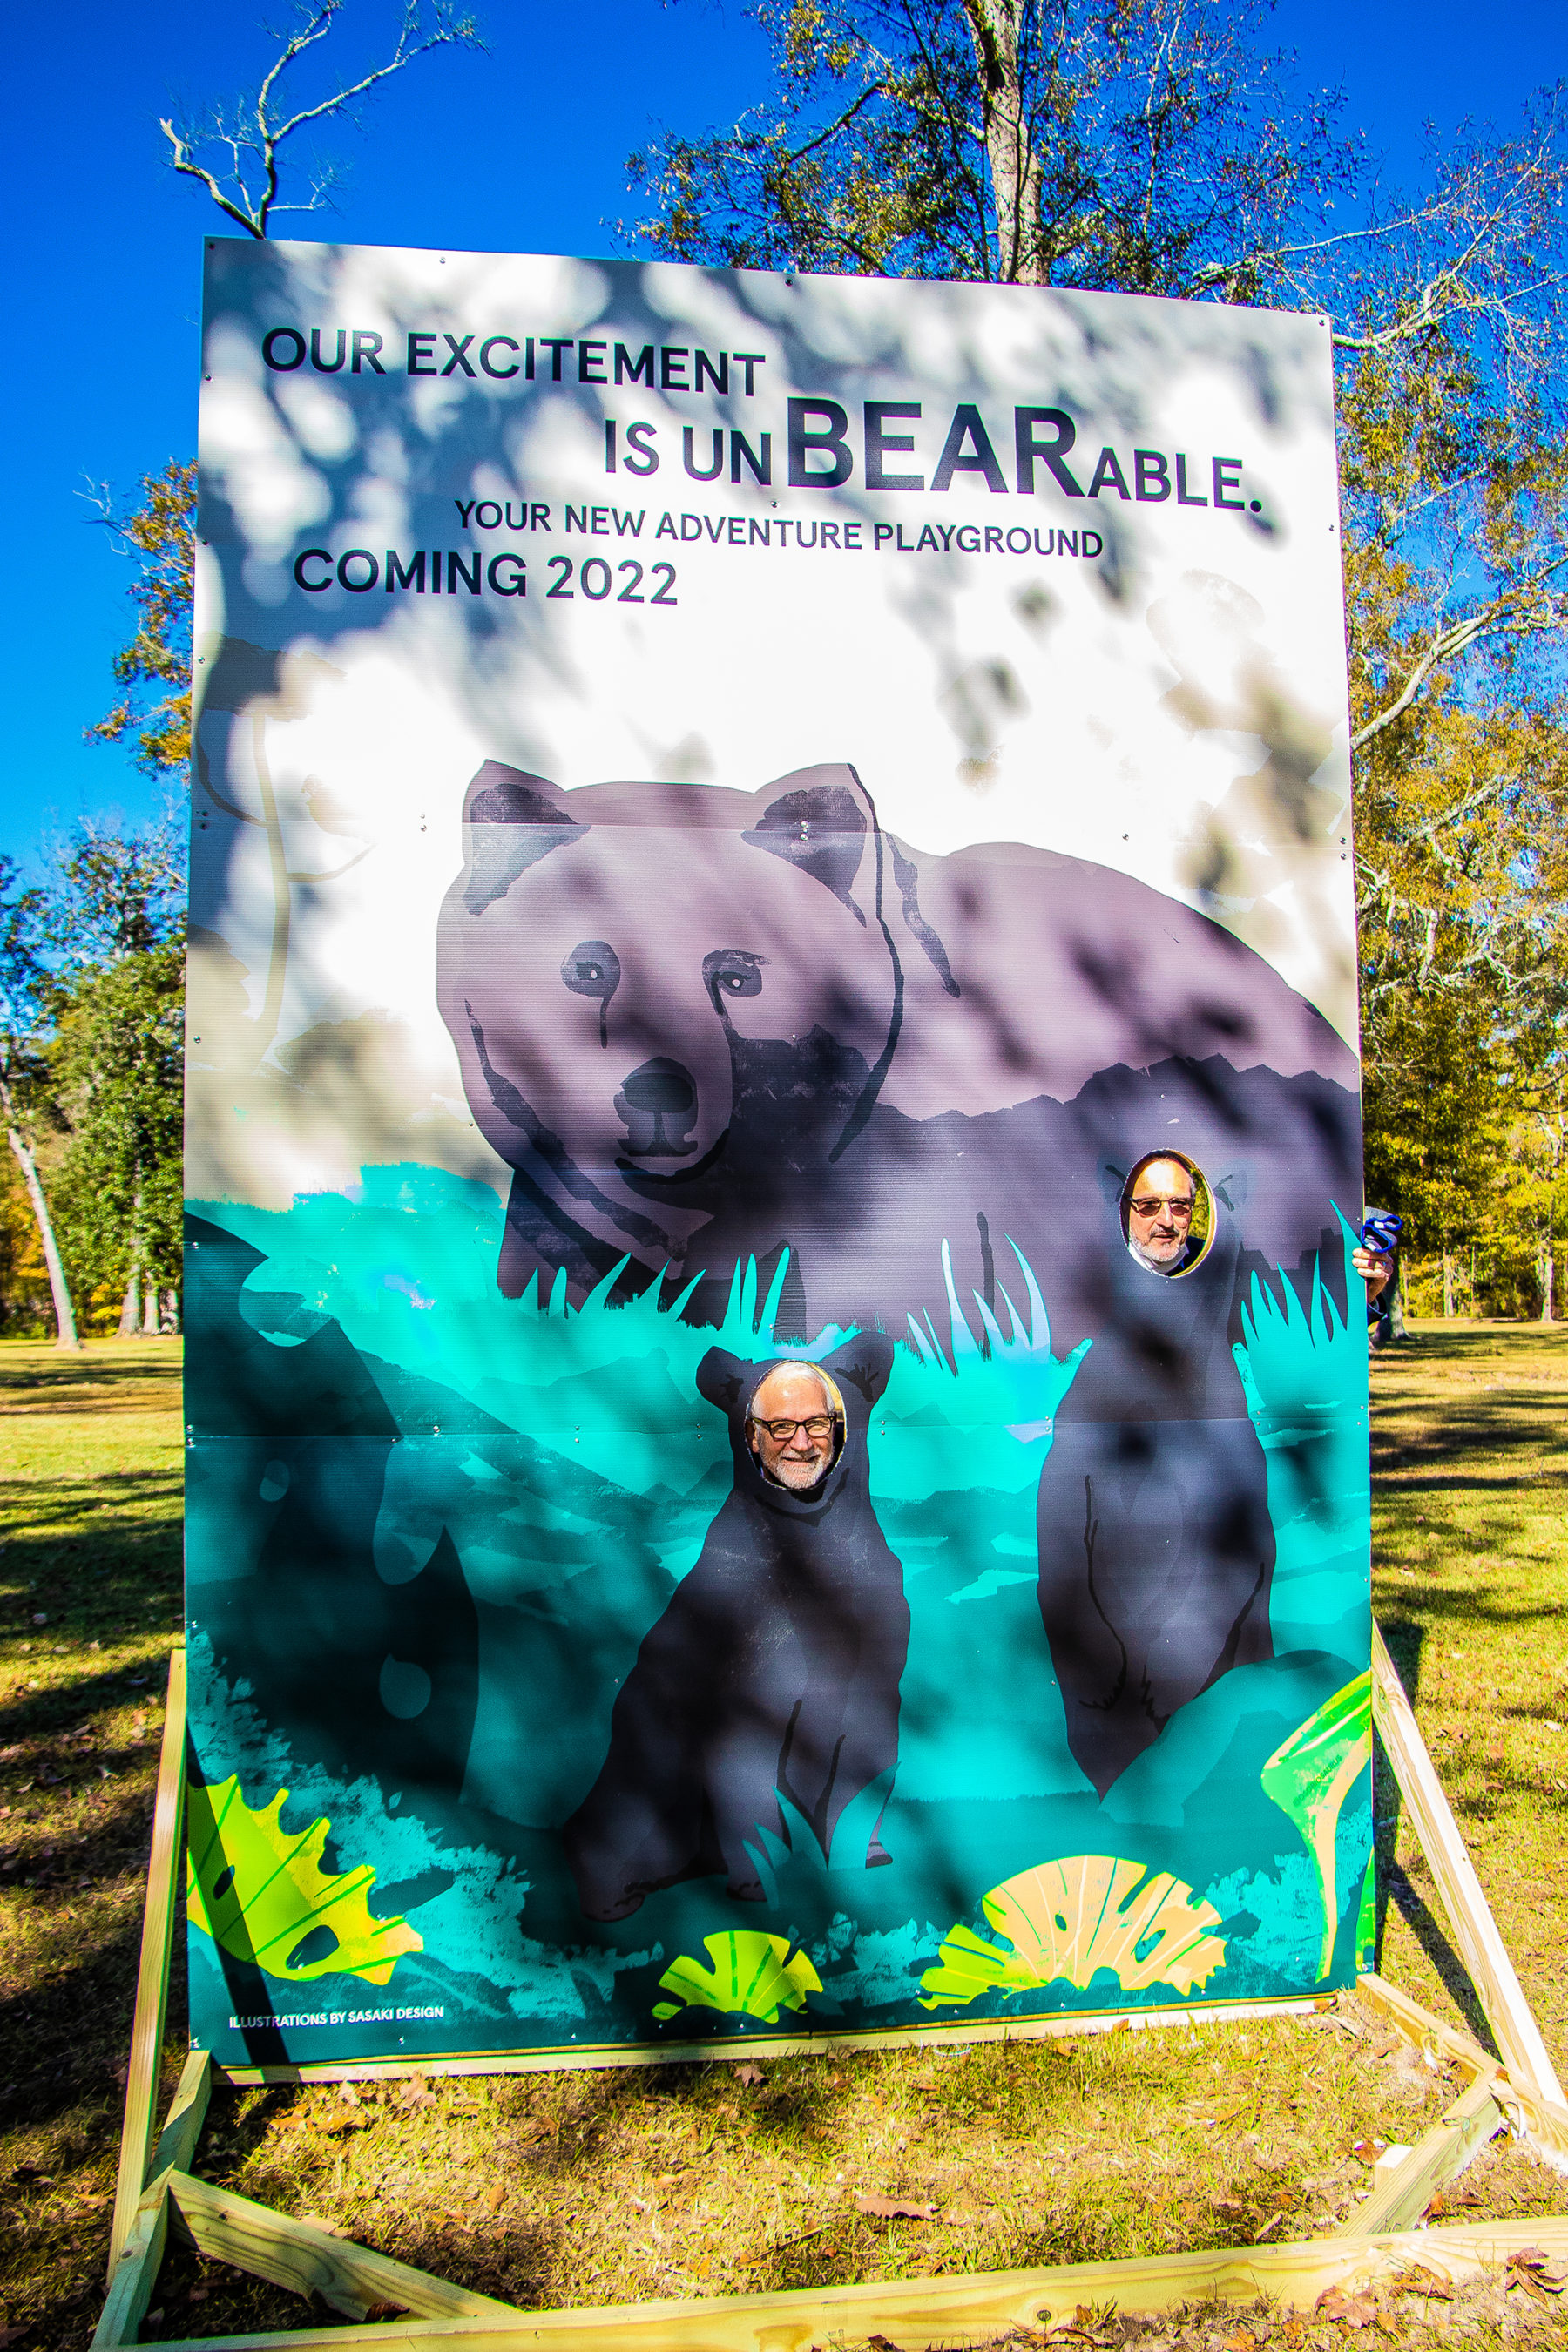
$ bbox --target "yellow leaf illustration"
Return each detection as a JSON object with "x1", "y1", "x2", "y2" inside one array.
[
  {"x1": 921, "y1": 1855, "x2": 1227, "y2": 2009},
  {"x1": 1261, "y1": 1671, "x2": 1373, "y2": 1977},
  {"x1": 652, "y1": 1930, "x2": 822, "y2": 2024},
  {"x1": 186, "y1": 1774, "x2": 422, "y2": 1988}
]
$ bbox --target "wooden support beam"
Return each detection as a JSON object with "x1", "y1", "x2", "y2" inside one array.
[
  {"x1": 1355, "y1": 1970, "x2": 1568, "y2": 2173},
  {"x1": 93, "y1": 2174, "x2": 172, "y2": 2350},
  {"x1": 215, "y1": 1993, "x2": 1330, "y2": 2089},
  {"x1": 1353, "y1": 2078, "x2": 1504, "y2": 2237},
  {"x1": 167, "y1": 2170, "x2": 524, "y2": 2321},
  {"x1": 1358, "y1": 1970, "x2": 1494, "y2": 2080},
  {"x1": 108, "y1": 1643, "x2": 187, "y2": 2280},
  {"x1": 112, "y1": 2215, "x2": 1568, "y2": 2352},
  {"x1": 1371, "y1": 1625, "x2": 1566, "y2": 2111},
  {"x1": 152, "y1": 2048, "x2": 213, "y2": 2180}
]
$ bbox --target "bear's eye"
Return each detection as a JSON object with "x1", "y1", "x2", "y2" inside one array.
[
  {"x1": 562, "y1": 940, "x2": 621, "y2": 1044},
  {"x1": 702, "y1": 950, "x2": 766, "y2": 1015},
  {"x1": 562, "y1": 941, "x2": 621, "y2": 999}
]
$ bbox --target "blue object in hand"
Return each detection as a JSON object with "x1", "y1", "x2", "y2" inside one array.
[{"x1": 1362, "y1": 1209, "x2": 1404, "y2": 1255}]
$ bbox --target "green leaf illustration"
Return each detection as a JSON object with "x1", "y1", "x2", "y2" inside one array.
[
  {"x1": 186, "y1": 1774, "x2": 422, "y2": 1988},
  {"x1": 652, "y1": 1930, "x2": 823, "y2": 2024},
  {"x1": 1260, "y1": 1671, "x2": 1373, "y2": 1978},
  {"x1": 920, "y1": 1855, "x2": 1227, "y2": 2010}
]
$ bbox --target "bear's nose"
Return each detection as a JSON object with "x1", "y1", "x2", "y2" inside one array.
[{"x1": 620, "y1": 1058, "x2": 697, "y2": 1114}]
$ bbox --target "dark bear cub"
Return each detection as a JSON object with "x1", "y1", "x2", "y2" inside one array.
[{"x1": 562, "y1": 1335, "x2": 908, "y2": 1922}]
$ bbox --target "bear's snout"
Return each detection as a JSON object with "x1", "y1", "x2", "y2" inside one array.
[{"x1": 616, "y1": 1057, "x2": 700, "y2": 1156}]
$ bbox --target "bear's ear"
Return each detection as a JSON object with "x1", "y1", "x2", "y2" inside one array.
[
  {"x1": 696, "y1": 1347, "x2": 750, "y2": 1418},
  {"x1": 461, "y1": 760, "x2": 587, "y2": 915},
  {"x1": 823, "y1": 1332, "x2": 896, "y2": 1407},
  {"x1": 742, "y1": 767, "x2": 871, "y2": 924}
]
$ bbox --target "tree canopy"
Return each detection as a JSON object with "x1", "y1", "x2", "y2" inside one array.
[{"x1": 626, "y1": 8, "x2": 1568, "y2": 1310}]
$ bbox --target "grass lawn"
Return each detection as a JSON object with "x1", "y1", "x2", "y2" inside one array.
[{"x1": 2, "y1": 1324, "x2": 1566, "y2": 2349}]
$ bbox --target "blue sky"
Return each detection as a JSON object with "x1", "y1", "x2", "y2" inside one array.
[{"x1": 2, "y1": 0, "x2": 1561, "y2": 871}]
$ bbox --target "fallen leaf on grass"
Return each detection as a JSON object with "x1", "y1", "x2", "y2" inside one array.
[
  {"x1": 320, "y1": 2111, "x2": 369, "y2": 2136},
  {"x1": 1316, "y1": 2284, "x2": 1381, "y2": 2328},
  {"x1": 868, "y1": 2335, "x2": 905, "y2": 2351},
  {"x1": 1396, "y1": 2266, "x2": 1454, "y2": 2302},
  {"x1": 0, "y1": 2326, "x2": 33, "y2": 2348},
  {"x1": 1425, "y1": 2184, "x2": 1484, "y2": 2220},
  {"x1": 855, "y1": 2192, "x2": 937, "y2": 2220},
  {"x1": 1509, "y1": 2248, "x2": 1567, "y2": 2296},
  {"x1": 397, "y1": 2078, "x2": 436, "y2": 2111},
  {"x1": 733, "y1": 2062, "x2": 765, "y2": 2085}
]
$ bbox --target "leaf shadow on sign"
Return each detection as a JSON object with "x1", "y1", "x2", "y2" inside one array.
[{"x1": 193, "y1": 241, "x2": 1354, "y2": 1139}]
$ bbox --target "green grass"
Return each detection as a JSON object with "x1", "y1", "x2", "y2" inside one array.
[{"x1": 2, "y1": 1325, "x2": 1567, "y2": 2350}]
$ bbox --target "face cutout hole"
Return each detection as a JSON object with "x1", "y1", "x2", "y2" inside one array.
[
  {"x1": 1121, "y1": 1152, "x2": 1214, "y2": 1278},
  {"x1": 746, "y1": 1361, "x2": 847, "y2": 1492}
]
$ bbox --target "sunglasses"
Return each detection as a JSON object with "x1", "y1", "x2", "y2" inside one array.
[
  {"x1": 1128, "y1": 1195, "x2": 1194, "y2": 1219},
  {"x1": 751, "y1": 1415, "x2": 836, "y2": 1442}
]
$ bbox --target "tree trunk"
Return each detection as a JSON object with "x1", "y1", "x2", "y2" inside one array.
[
  {"x1": 118, "y1": 1270, "x2": 141, "y2": 1336},
  {"x1": 161, "y1": 1287, "x2": 180, "y2": 1334},
  {"x1": 1442, "y1": 1250, "x2": 1456, "y2": 1318},
  {"x1": 1544, "y1": 1243, "x2": 1556, "y2": 1326},
  {"x1": 143, "y1": 1279, "x2": 160, "y2": 1336},
  {"x1": 961, "y1": 0, "x2": 1044, "y2": 281},
  {"x1": 2, "y1": 1110, "x2": 80, "y2": 1350}
]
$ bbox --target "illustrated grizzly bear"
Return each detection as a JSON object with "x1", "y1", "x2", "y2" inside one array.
[{"x1": 436, "y1": 758, "x2": 1363, "y2": 1794}]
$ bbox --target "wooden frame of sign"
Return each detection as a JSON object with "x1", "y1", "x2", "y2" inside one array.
[{"x1": 93, "y1": 1630, "x2": 1568, "y2": 2352}]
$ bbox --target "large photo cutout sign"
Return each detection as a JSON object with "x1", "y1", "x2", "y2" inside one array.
[{"x1": 187, "y1": 240, "x2": 1371, "y2": 2072}]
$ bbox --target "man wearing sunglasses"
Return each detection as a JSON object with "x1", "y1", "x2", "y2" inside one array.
[
  {"x1": 1124, "y1": 1156, "x2": 1201, "y2": 1276},
  {"x1": 746, "y1": 1362, "x2": 842, "y2": 1492}
]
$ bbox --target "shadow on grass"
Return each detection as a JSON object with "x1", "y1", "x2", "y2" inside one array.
[{"x1": 0, "y1": 1344, "x2": 183, "y2": 1413}]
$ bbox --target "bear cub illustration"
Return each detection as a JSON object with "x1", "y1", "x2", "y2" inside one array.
[{"x1": 562, "y1": 1336, "x2": 905, "y2": 1922}]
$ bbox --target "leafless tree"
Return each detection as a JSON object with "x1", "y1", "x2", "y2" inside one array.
[{"x1": 161, "y1": 0, "x2": 482, "y2": 238}]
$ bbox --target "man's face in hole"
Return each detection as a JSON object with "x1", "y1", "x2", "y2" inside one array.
[
  {"x1": 1126, "y1": 1156, "x2": 1197, "y2": 1271},
  {"x1": 747, "y1": 1365, "x2": 837, "y2": 1493}
]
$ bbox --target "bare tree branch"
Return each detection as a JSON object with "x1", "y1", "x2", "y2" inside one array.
[
  {"x1": 161, "y1": 0, "x2": 483, "y2": 238},
  {"x1": 1352, "y1": 558, "x2": 1568, "y2": 752}
]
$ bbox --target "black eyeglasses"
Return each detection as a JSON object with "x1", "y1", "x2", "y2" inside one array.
[{"x1": 752, "y1": 1415, "x2": 835, "y2": 1441}]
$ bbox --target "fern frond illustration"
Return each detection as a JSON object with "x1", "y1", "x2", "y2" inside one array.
[
  {"x1": 1260, "y1": 1671, "x2": 1373, "y2": 1977},
  {"x1": 652, "y1": 1930, "x2": 823, "y2": 2024},
  {"x1": 186, "y1": 1774, "x2": 422, "y2": 1987},
  {"x1": 920, "y1": 1855, "x2": 1227, "y2": 2009}
]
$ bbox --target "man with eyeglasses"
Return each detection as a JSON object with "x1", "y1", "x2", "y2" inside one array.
[
  {"x1": 1124, "y1": 1156, "x2": 1201, "y2": 1276},
  {"x1": 746, "y1": 1362, "x2": 841, "y2": 1491}
]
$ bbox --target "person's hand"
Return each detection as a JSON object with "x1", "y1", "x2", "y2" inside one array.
[{"x1": 1353, "y1": 1245, "x2": 1394, "y2": 1303}]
